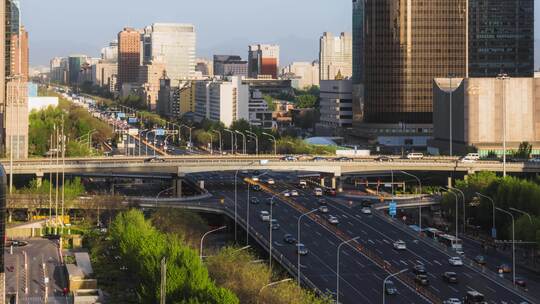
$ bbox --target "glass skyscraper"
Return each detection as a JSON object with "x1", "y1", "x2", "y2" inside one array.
[
  {"x1": 352, "y1": 0, "x2": 364, "y2": 84},
  {"x1": 468, "y1": 0, "x2": 534, "y2": 77}
]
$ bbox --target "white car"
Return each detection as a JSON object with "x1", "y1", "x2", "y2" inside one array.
[
  {"x1": 361, "y1": 207, "x2": 372, "y2": 215},
  {"x1": 443, "y1": 298, "x2": 462, "y2": 304},
  {"x1": 252, "y1": 176, "x2": 260, "y2": 182},
  {"x1": 319, "y1": 206, "x2": 329, "y2": 213},
  {"x1": 314, "y1": 188, "x2": 323, "y2": 196},
  {"x1": 393, "y1": 240, "x2": 407, "y2": 250},
  {"x1": 260, "y1": 211, "x2": 270, "y2": 221},
  {"x1": 266, "y1": 178, "x2": 275, "y2": 185},
  {"x1": 291, "y1": 190, "x2": 299, "y2": 196},
  {"x1": 283, "y1": 191, "x2": 291, "y2": 197},
  {"x1": 327, "y1": 215, "x2": 339, "y2": 225},
  {"x1": 448, "y1": 257, "x2": 463, "y2": 266}
]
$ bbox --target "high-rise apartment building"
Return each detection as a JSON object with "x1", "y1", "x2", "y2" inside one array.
[
  {"x1": 195, "y1": 58, "x2": 213, "y2": 77},
  {"x1": 213, "y1": 55, "x2": 248, "y2": 77},
  {"x1": 248, "y1": 44, "x2": 279, "y2": 79},
  {"x1": 468, "y1": 0, "x2": 534, "y2": 77},
  {"x1": 101, "y1": 40, "x2": 118, "y2": 62},
  {"x1": 319, "y1": 32, "x2": 352, "y2": 81},
  {"x1": 317, "y1": 79, "x2": 353, "y2": 134},
  {"x1": 118, "y1": 27, "x2": 141, "y2": 90},
  {"x1": 67, "y1": 55, "x2": 88, "y2": 85},
  {"x1": 139, "y1": 59, "x2": 166, "y2": 110},
  {"x1": 143, "y1": 23, "x2": 196, "y2": 82}
]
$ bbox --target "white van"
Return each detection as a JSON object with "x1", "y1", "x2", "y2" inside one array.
[
  {"x1": 406, "y1": 153, "x2": 424, "y2": 160},
  {"x1": 260, "y1": 211, "x2": 270, "y2": 221},
  {"x1": 314, "y1": 188, "x2": 323, "y2": 196},
  {"x1": 463, "y1": 153, "x2": 480, "y2": 161}
]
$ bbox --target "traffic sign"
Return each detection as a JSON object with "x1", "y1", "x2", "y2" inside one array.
[
  {"x1": 491, "y1": 227, "x2": 497, "y2": 239},
  {"x1": 155, "y1": 128, "x2": 166, "y2": 136},
  {"x1": 389, "y1": 202, "x2": 397, "y2": 217}
]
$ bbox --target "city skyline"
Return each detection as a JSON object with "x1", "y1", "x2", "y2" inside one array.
[{"x1": 21, "y1": 0, "x2": 353, "y2": 67}]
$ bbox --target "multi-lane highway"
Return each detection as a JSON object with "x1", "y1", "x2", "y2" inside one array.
[{"x1": 187, "y1": 171, "x2": 536, "y2": 304}]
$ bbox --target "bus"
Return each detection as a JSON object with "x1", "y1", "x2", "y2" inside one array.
[{"x1": 438, "y1": 234, "x2": 463, "y2": 250}]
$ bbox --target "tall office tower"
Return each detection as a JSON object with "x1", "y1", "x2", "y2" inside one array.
[
  {"x1": 213, "y1": 55, "x2": 248, "y2": 77},
  {"x1": 10, "y1": 25, "x2": 28, "y2": 81},
  {"x1": 67, "y1": 55, "x2": 87, "y2": 85},
  {"x1": 351, "y1": 0, "x2": 365, "y2": 122},
  {"x1": 143, "y1": 23, "x2": 196, "y2": 82},
  {"x1": 319, "y1": 32, "x2": 352, "y2": 81},
  {"x1": 0, "y1": 0, "x2": 8, "y2": 298},
  {"x1": 248, "y1": 44, "x2": 279, "y2": 79},
  {"x1": 101, "y1": 40, "x2": 118, "y2": 62},
  {"x1": 468, "y1": 0, "x2": 534, "y2": 77},
  {"x1": 362, "y1": 0, "x2": 467, "y2": 124},
  {"x1": 118, "y1": 27, "x2": 141, "y2": 90}
]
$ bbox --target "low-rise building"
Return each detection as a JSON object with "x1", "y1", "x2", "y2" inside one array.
[
  {"x1": 430, "y1": 77, "x2": 540, "y2": 155},
  {"x1": 248, "y1": 89, "x2": 273, "y2": 129},
  {"x1": 280, "y1": 61, "x2": 319, "y2": 89},
  {"x1": 317, "y1": 79, "x2": 353, "y2": 135}
]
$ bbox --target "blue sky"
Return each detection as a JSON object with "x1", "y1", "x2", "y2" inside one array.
[{"x1": 22, "y1": 0, "x2": 539, "y2": 69}]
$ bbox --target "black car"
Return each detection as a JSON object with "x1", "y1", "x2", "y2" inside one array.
[
  {"x1": 144, "y1": 156, "x2": 165, "y2": 163},
  {"x1": 474, "y1": 255, "x2": 486, "y2": 265},
  {"x1": 252, "y1": 184, "x2": 261, "y2": 191},
  {"x1": 384, "y1": 280, "x2": 397, "y2": 295},
  {"x1": 250, "y1": 197, "x2": 260, "y2": 204},
  {"x1": 413, "y1": 265, "x2": 427, "y2": 275},
  {"x1": 515, "y1": 277, "x2": 527, "y2": 288},
  {"x1": 283, "y1": 234, "x2": 297, "y2": 244},
  {"x1": 334, "y1": 156, "x2": 353, "y2": 162},
  {"x1": 312, "y1": 156, "x2": 327, "y2": 161},
  {"x1": 375, "y1": 155, "x2": 393, "y2": 162},
  {"x1": 414, "y1": 274, "x2": 430, "y2": 286},
  {"x1": 442, "y1": 272, "x2": 458, "y2": 283}
]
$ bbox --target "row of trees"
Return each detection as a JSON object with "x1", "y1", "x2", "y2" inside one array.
[
  {"x1": 109, "y1": 209, "x2": 239, "y2": 303},
  {"x1": 149, "y1": 209, "x2": 331, "y2": 304},
  {"x1": 29, "y1": 90, "x2": 113, "y2": 157},
  {"x1": 15, "y1": 177, "x2": 85, "y2": 199},
  {"x1": 441, "y1": 172, "x2": 540, "y2": 248}
]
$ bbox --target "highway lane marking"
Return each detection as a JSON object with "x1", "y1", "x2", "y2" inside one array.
[
  {"x1": 343, "y1": 251, "x2": 351, "y2": 257},
  {"x1": 368, "y1": 239, "x2": 375, "y2": 244},
  {"x1": 328, "y1": 240, "x2": 336, "y2": 246},
  {"x1": 484, "y1": 285, "x2": 496, "y2": 293},
  {"x1": 382, "y1": 239, "x2": 390, "y2": 244},
  {"x1": 347, "y1": 221, "x2": 354, "y2": 227},
  {"x1": 463, "y1": 272, "x2": 472, "y2": 279},
  {"x1": 375, "y1": 249, "x2": 383, "y2": 255},
  {"x1": 346, "y1": 229, "x2": 354, "y2": 235},
  {"x1": 399, "y1": 260, "x2": 408, "y2": 266},
  {"x1": 448, "y1": 285, "x2": 459, "y2": 293},
  {"x1": 315, "y1": 231, "x2": 322, "y2": 237},
  {"x1": 361, "y1": 229, "x2": 368, "y2": 235},
  {"x1": 355, "y1": 260, "x2": 365, "y2": 267},
  {"x1": 430, "y1": 286, "x2": 440, "y2": 293},
  {"x1": 433, "y1": 260, "x2": 442, "y2": 266}
]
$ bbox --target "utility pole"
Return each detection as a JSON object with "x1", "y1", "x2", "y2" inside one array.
[
  {"x1": 54, "y1": 126, "x2": 59, "y2": 234},
  {"x1": 160, "y1": 257, "x2": 167, "y2": 304},
  {"x1": 61, "y1": 116, "x2": 65, "y2": 234}
]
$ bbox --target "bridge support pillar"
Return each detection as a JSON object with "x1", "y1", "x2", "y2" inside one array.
[
  {"x1": 7, "y1": 210, "x2": 12, "y2": 223},
  {"x1": 331, "y1": 176, "x2": 343, "y2": 192},
  {"x1": 320, "y1": 177, "x2": 326, "y2": 187},
  {"x1": 172, "y1": 172, "x2": 185, "y2": 198},
  {"x1": 35, "y1": 172, "x2": 44, "y2": 187},
  {"x1": 447, "y1": 176, "x2": 453, "y2": 188}
]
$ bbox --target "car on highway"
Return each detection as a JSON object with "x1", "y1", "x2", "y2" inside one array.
[
  {"x1": 314, "y1": 188, "x2": 323, "y2": 196},
  {"x1": 515, "y1": 277, "x2": 527, "y2": 288},
  {"x1": 312, "y1": 156, "x2": 327, "y2": 161},
  {"x1": 413, "y1": 265, "x2": 426, "y2": 275},
  {"x1": 393, "y1": 240, "x2": 406, "y2": 250},
  {"x1": 384, "y1": 280, "x2": 397, "y2": 295},
  {"x1": 260, "y1": 211, "x2": 270, "y2": 221},
  {"x1": 270, "y1": 219, "x2": 280, "y2": 230},
  {"x1": 251, "y1": 176, "x2": 260, "y2": 182},
  {"x1": 324, "y1": 188, "x2": 337, "y2": 196},
  {"x1": 266, "y1": 178, "x2": 275, "y2": 185},
  {"x1": 252, "y1": 184, "x2": 262, "y2": 191},
  {"x1": 296, "y1": 243, "x2": 308, "y2": 255},
  {"x1": 414, "y1": 274, "x2": 429, "y2": 286},
  {"x1": 282, "y1": 155, "x2": 297, "y2": 161},
  {"x1": 291, "y1": 190, "x2": 299, "y2": 196},
  {"x1": 448, "y1": 257, "x2": 463, "y2": 266},
  {"x1": 474, "y1": 255, "x2": 486, "y2": 265},
  {"x1": 319, "y1": 205, "x2": 329, "y2": 213},
  {"x1": 144, "y1": 156, "x2": 165, "y2": 163},
  {"x1": 361, "y1": 200, "x2": 371, "y2": 207},
  {"x1": 442, "y1": 271, "x2": 458, "y2": 283},
  {"x1": 497, "y1": 264, "x2": 512, "y2": 273},
  {"x1": 299, "y1": 180, "x2": 307, "y2": 188},
  {"x1": 334, "y1": 156, "x2": 353, "y2": 162},
  {"x1": 327, "y1": 215, "x2": 339, "y2": 225},
  {"x1": 528, "y1": 157, "x2": 540, "y2": 163},
  {"x1": 443, "y1": 298, "x2": 462, "y2": 304},
  {"x1": 361, "y1": 207, "x2": 372, "y2": 215},
  {"x1": 464, "y1": 290, "x2": 485, "y2": 304},
  {"x1": 406, "y1": 152, "x2": 424, "y2": 159},
  {"x1": 283, "y1": 191, "x2": 291, "y2": 197},
  {"x1": 375, "y1": 155, "x2": 393, "y2": 162},
  {"x1": 250, "y1": 197, "x2": 260, "y2": 204},
  {"x1": 318, "y1": 198, "x2": 327, "y2": 205},
  {"x1": 283, "y1": 234, "x2": 296, "y2": 244}
]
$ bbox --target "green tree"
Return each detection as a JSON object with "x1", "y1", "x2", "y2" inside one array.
[
  {"x1": 295, "y1": 94, "x2": 317, "y2": 109},
  {"x1": 514, "y1": 141, "x2": 533, "y2": 159},
  {"x1": 263, "y1": 95, "x2": 276, "y2": 111}
]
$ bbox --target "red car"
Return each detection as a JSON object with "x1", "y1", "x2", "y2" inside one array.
[{"x1": 324, "y1": 188, "x2": 337, "y2": 196}]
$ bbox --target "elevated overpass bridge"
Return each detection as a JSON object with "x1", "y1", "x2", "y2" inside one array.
[{"x1": 2, "y1": 156, "x2": 539, "y2": 178}]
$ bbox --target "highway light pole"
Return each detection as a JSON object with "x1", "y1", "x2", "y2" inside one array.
[
  {"x1": 441, "y1": 187, "x2": 459, "y2": 245},
  {"x1": 509, "y1": 207, "x2": 533, "y2": 223},
  {"x1": 476, "y1": 192, "x2": 496, "y2": 238},
  {"x1": 382, "y1": 268, "x2": 408, "y2": 304},
  {"x1": 262, "y1": 132, "x2": 277, "y2": 155},
  {"x1": 145, "y1": 130, "x2": 156, "y2": 156},
  {"x1": 235, "y1": 131, "x2": 247, "y2": 155},
  {"x1": 450, "y1": 187, "x2": 466, "y2": 233},
  {"x1": 155, "y1": 187, "x2": 174, "y2": 208},
  {"x1": 257, "y1": 279, "x2": 292, "y2": 304},
  {"x1": 235, "y1": 161, "x2": 257, "y2": 243},
  {"x1": 497, "y1": 73, "x2": 509, "y2": 177},
  {"x1": 297, "y1": 208, "x2": 318, "y2": 285},
  {"x1": 200, "y1": 226, "x2": 227, "y2": 260},
  {"x1": 495, "y1": 207, "x2": 515, "y2": 286},
  {"x1": 337, "y1": 237, "x2": 360, "y2": 304},
  {"x1": 224, "y1": 129, "x2": 235, "y2": 154},
  {"x1": 246, "y1": 130, "x2": 259, "y2": 155},
  {"x1": 269, "y1": 190, "x2": 287, "y2": 269},
  {"x1": 400, "y1": 171, "x2": 422, "y2": 230},
  {"x1": 212, "y1": 130, "x2": 222, "y2": 154}
]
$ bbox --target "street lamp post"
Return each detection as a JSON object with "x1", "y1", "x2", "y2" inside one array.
[
  {"x1": 441, "y1": 187, "x2": 459, "y2": 244},
  {"x1": 224, "y1": 129, "x2": 235, "y2": 154},
  {"x1": 200, "y1": 226, "x2": 227, "y2": 260},
  {"x1": 262, "y1": 132, "x2": 277, "y2": 155},
  {"x1": 257, "y1": 279, "x2": 292, "y2": 304},
  {"x1": 337, "y1": 237, "x2": 360, "y2": 303},
  {"x1": 234, "y1": 161, "x2": 257, "y2": 243},
  {"x1": 145, "y1": 130, "x2": 156, "y2": 156},
  {"x1": 209, "y1": 133, "x2": 214, "y2": 154},
  {"x1": 269, "y1": 190, "x2": 286, "y2": 269},
  {"x1": 509, "y1": 207, "x2": 533, "y2": 223},
  {"x1": 297, "y1": 209, "x2": 318, "y2": 285},
  {"x1": 476, "y1": 192, "x2": 496, "y2": 238},
  {"x1": 235, "y1": 131, "x2": 247, "y2": 155},
  {"x1": 495, "y1": 207, "x2": 515, "y2": 286},
  {"x1": 155, "y1": 187, "x2": 174, "y2": 208},
  {"x1": 400, "y1": 171, "x2": 422, "y2": 230},
  {"x1": 497, "y1": 73, "x2": 509, "y2": 177},
  {"x1": 451, "y1": 187, "x2": 466, "y2": 233},
  {"x1": 246, "y1": 130, "x2": 259, "y2": 155},
  {"x1": 382, "y1": 269, "x2": 408, "y2": 304},
  {"x1": 212, "y1": 130, "x2": 222, "y2": 154}
]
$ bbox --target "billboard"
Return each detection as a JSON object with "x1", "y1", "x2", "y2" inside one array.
[
  {"x1": 128, "y1": 117, "x2": 139, "y2": 124},
  {"x1": 154, "y1": 129, "x2": 166, "y2": 136}
]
